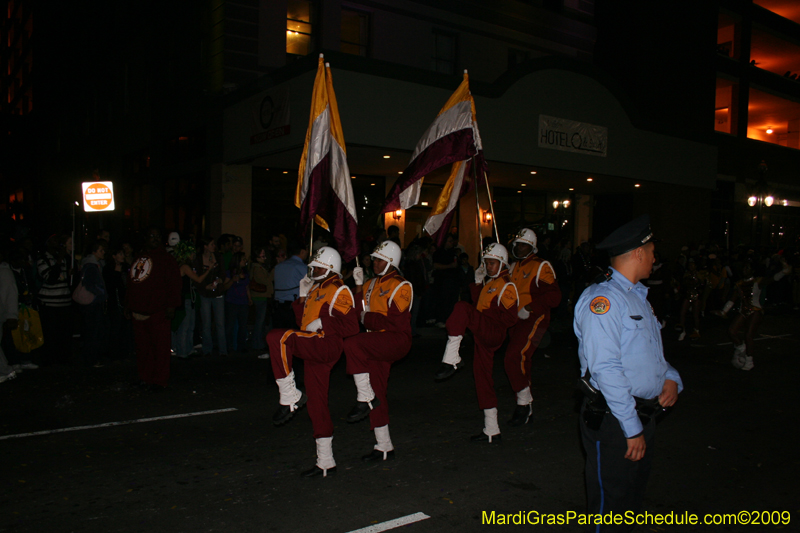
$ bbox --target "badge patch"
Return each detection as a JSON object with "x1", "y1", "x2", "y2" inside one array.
[
  {"x1": 130, "y1": 257, "x2": 153, "y2": 283},
  {"x1": 590, "y1": 296, "x2": 610, "y2": 315}
]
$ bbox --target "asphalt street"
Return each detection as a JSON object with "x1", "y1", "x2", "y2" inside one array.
[{"x1": 1, "y1": 310, "x2": 798, "y2": 533}]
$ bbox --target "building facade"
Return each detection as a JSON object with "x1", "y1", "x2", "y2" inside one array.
[{"x1": 9, "y1": 0, "x2": 800, "y2": 260}]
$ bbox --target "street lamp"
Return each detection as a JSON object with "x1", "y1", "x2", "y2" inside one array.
[{"x1": 749, "y1": 160, "x2": 773, "y2": 247}]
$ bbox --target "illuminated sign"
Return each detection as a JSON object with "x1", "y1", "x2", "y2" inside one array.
[{"x1": 82, "y1": 181, "x2": 115, "y2": 212}]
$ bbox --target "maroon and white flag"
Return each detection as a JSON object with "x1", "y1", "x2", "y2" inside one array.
[
  {"x1": 382, "y1": 71, "x2": 482, "y2": 214},
  {"x1": 295, "y1": 55, "x2": 358, "y2": 262}
]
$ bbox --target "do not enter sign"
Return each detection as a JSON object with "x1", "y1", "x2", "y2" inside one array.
[{"x1": 82, "y1": 181, "x2": 115, "y2": 212}]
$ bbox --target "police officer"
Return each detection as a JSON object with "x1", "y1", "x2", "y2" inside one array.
[{"x1": 574, "y1": 215, "x2": 682, "y2": 531}]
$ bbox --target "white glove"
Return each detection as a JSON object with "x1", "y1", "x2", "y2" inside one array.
[
  {"x1": 305, "y1": 318, "x2": 322, "y2": 332},
  {"x1": 474, "y1": 265, "x2": 487, "y2": 284},
  {"x1": 353, "y1": 266, "x2": 364, "y2": 286},
  {"x1": 517, "y1": 306, "x2": 530, "y2": 320},
  {"x1": 298, "y1": 275, "x2": 314, "y2": 298}
]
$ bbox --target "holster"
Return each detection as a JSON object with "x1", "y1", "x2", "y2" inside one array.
[{"x1": 579, "y1": 372, "x2": 608, "y2": 431}]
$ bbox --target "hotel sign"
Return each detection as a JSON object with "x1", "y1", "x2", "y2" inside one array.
[
  {"x1": 539, "y1": 115, "x2": 607, "y2": 157},
  {"x1": 250, "y1": 88, "x2": 291, "y2": 145}
]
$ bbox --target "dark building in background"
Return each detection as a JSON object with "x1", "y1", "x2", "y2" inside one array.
[
  {"x1": 3, "y1": 0, "x2": 800, "y2": 257},
  {"x1": 1, "y1": 0, "x2": 33, "y2": 229}
]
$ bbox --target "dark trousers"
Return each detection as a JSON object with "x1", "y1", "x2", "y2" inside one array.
[
  {"x1": 80, "y1": 302, "x2": 108, "y2": 366},
  {"x1": 225, "y1": 302, "x2": 249, "y2": 352},
  {"x1": 39, "y1": 305, "x2": 74, "y2": 365},
  {"x1": 580, "y1": 401, "x2": 656, "y2": 533}
]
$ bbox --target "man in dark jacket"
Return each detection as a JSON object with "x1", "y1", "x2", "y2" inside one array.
[
  {"x1": 78, "y1": 241, "x2": 108, "y2": 367},
  {"x1": 125, "y1": 228, "x2": 182, "y2": 390}
]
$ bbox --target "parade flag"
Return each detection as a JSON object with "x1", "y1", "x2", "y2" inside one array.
[
  {"x1": 296, "y1": 55, "x2": 359, "y2": 262},
  {"x1": 382, "y1": 71, "x2": 481, "y2": 213},
  {"x1": 423, "y1": 153, "x2": 488, "y2": 247}
]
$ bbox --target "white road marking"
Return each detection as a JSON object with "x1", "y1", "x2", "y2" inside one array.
[
  {"x1": 0, "y1": 408, "x2": 238, "y2": 441},
  {"x1": 345, "y1": 512, "x2": 431, "y2": 533},
  {"x1": 717, "y1": 333, "x2": 792, "y2": 346}
]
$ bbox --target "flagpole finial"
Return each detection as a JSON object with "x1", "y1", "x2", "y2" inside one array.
[
  {"x1": 319, "y1": 53, "x2": 324, "y2": 59},
  {"x1": 464, "y1": 69, "x2": 468, "y2": 74},
  {"x1": 325, "y1": 63, "x2": 330, "y2": 68}
]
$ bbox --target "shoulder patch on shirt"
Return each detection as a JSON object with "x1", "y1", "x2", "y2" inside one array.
[
  {"x1": 393, "y1": 287, "x2": 411, "y2": 312},
  {"x1": 333, "y1": 288, "x2": 354, "y2": 315},
  {"x1": 590, "y1": 296, "x2": 611, "y2": 315},
  {"x1": 500, "y1": 283, "x2": 518, "y2": 310}
]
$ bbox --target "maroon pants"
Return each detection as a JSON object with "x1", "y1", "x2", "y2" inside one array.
[
  {"x1": 446, "y1": 302, "x2": 508, "y2": 410},
  {"x1": 132, "y1": 311, "x2": 171, "y2": 387},
  {"x1": 267, "y1": 328, "x2": 343, "y2": 439},
  {"x1": 344, "y1": 331, "x2": 411, "y2": 429},
  {"x1": 505, "y1": 313, "x2": 549, "y2": 394}
]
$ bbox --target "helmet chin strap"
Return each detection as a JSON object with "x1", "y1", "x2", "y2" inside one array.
[
  {"x1": 512, "y1": 246, "x2": 533, "y2": 260},
  {"x1": 376, "y1": 262, "x2": 391, "y2": 276},
  {"x1": 310, "y1": 268, "x2": 331, "y2": 281},
  {"x1": 484, "y1": 260, "x2": 505, "y2": 279}
]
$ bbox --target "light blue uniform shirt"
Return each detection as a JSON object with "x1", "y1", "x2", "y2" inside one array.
[
  {"x1": 274, "y1": 255, "x2": 308, "y2": 303},
  {"x1": 574, "y1": 267, "x2": 683, "y2": 438}
]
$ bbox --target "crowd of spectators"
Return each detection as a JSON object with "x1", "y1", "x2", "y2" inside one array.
[{"x1": 2, "y1": 221, "x2": 799, "y2": 387}]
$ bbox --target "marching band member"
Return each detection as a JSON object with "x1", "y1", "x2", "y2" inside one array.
[
  {"x1": 505, "y1": 229, "x2": 561, "y2": 426},
  {"x1": 434, "y1": 243, "x2": 518, "y2": 443},
  {"x1": 344, "y1": 241, "x2": 413, "y2": 461},
  {"x1": 721, "y1": 256, "x2": 790, "y2": 370},
  {"x1": 266, "y1": 247, "x2": 359, "y2": 477}
]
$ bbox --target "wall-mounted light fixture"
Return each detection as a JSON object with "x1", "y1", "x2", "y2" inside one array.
[
  {"x1": 482, "y1": 211, "x2": 492, "y2": 224},
  {"x1": 393, "y1": 209, "x2": 403, "y2": 220}
]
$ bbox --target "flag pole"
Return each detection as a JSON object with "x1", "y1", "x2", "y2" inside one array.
[
  {"x1": 308, "y1": 219, "x2": 315, "y2": 259},
  {"x1": 472, "y1": 158, "x2": 482, "y2": 256},
  {"x1": 482, "y1": 166, "x2": 499, "y2": 241}
]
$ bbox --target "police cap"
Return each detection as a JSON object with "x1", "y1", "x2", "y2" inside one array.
[{"x1": 596, "y1": 214, "x2": 656, "y2": 257}]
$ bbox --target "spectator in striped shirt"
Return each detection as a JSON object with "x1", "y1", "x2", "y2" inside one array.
[{"x1": 36, "y1": 233, "x2": 74, "y2": 365}]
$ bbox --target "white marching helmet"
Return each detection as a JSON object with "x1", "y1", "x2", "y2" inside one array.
[
  {"x1": 308, "y1": 246, "x2": 342, "y2": 280},
  {"x1": 370, "y1": 240, "x2": 402, "y2": 276},
  {"x1": 481, "y1": 243, "x2": 509, "y2": 278},
  {"x1": 167, "y1": 232, "x2": 181, "y2": 247},
  {"x1": 512, "y1": 228, "x2": 538, "y2": 258}
]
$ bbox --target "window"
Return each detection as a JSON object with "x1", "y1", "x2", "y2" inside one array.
[
  {"x1": 715, "y1": 77, "x2": 738, "y2": 135},
  {"x1": 749, "y1": 26, "x2": 800, "y2": 79},
  {"x1": 716, "y1": 11, "x2": 739, "y2": 60},
  {"x1": 287, "y1": 0, "x2": 314, "y2": 56},
  {"x1": 747, "y1": 87, "x2": 800, "y2": 149},
  {"x1": 755, "y1": 0, "x2": 800, "y2": 26},
  {"x1": 432, "y1": 31, "x2": 456, "y2": 75},
  {"x1": 341, "y1": 9, "x2": 369, "y2": 57}
]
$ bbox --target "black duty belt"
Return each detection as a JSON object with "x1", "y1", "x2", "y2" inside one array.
[{"x1": 579, "y1": 371, "x2": 670, "y2": 430}]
